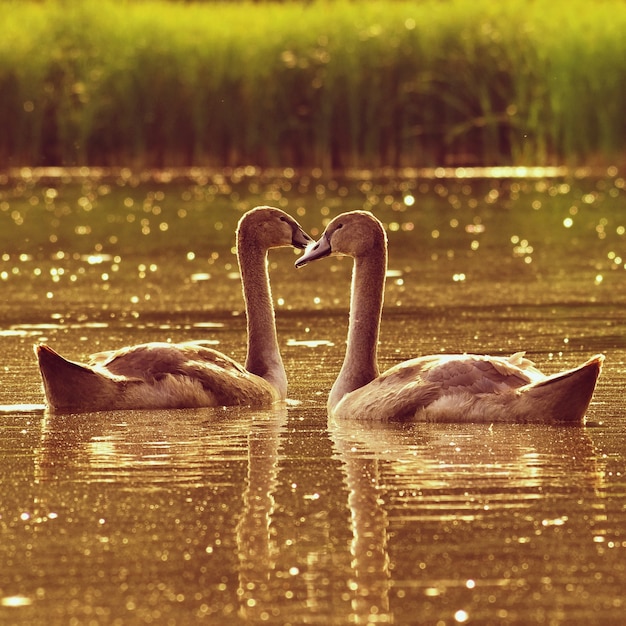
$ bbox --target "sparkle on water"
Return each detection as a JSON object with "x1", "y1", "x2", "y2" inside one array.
[{"x1": 0, "y1": 165, "x2": 625, "y2": 625}]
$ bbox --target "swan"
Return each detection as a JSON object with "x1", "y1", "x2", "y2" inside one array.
[
  {"x1": 295, "y1": 210, "x2": 603, "y2": 423},
  {"x1": 36, "y1": 206, "x2": 313, "y2": 413}
]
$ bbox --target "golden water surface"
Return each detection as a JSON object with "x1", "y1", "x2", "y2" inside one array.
[{"x1": 0, "y1": 169, "x2": 625, "y2": 625}]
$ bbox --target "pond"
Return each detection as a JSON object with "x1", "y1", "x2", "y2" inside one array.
[{"x1": 0, "y1": 167, "x2": 625, "y2": 625}]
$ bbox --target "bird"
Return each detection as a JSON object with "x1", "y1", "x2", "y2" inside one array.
[
  {"x1": 35, "y1": 206, "x2": 313, "y2": 413},
  {"x1": 295, "y1": 210, "x2": 603, "y2": 423}
]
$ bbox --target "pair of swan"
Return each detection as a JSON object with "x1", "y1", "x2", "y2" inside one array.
[{"x1": 36, "y1": 207, "x2": 603, "y2": 422}]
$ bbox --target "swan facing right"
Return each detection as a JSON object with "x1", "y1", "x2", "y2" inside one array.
[
  {"x1": 36, "y1": 206, "x2": 312, "y2": 413},
  {"x1": 296, "y1": 210, "x2": 603, "y2": 423}
]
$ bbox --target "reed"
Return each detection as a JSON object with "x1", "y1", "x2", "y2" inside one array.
[{"x1": 0, "y1": 0, "x2": 624, "y2": 170}]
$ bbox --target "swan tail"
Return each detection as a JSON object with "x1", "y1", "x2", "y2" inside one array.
[
  {"x1": 35, "y1": 343, "x2": 126, "y2": 412},
  {"x1": 520, "y1": 354, "x2": 604, "y2": 423}
]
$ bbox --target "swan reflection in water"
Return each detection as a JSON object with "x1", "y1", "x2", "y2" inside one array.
[
  {"x1": 34, "y1": 405, "x2": 288, "y2": 622},
  {"x1": 28, "y1": 407, "x2": 612, "y2": 624},
  {"x1": 330, "y1": 418, "x2": 607, "y2": 625}
]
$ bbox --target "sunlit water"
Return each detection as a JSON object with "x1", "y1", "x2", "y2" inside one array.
[{"x1": 1, "y1": 169, "x2": 625, "y2": 625}]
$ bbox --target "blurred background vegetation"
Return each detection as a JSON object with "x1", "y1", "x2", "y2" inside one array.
[{"x1": 0, "y1": 0, "x2": 625, "y2": 171}]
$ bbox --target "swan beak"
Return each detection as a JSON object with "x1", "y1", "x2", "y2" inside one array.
[
  {"x1": 292, "y1": 228, "x2": 314, "y2": 250},
  {"x1": 295, "y1": 234, "x2": 332, "y2": 268}
]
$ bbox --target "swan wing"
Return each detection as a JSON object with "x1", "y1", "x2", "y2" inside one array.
[
  {"x1": 334, "y1": 353, "x2": 545, "y2": 421},
  {"x1": 416, "y1": 352, "x2": 544, "y2": 393},
  {"x1": 90, "y1": 342, "x2": 276, "y2": 406},
  {"x1": 90, "y1": 342, "x2": 245, "y2": 377}
]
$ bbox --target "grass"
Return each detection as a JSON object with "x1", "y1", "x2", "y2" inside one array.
[{"x1": 0, "y1": 0, "x2": 625, "y2": 170}]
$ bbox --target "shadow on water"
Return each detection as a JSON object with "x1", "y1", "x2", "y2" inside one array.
[{"x1": 1, "y1": 171, "x2": 625, "y2": 624}]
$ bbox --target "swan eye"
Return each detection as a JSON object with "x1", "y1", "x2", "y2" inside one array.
[{"x1": 336, "y1": 223, "x2": 344, "y2": 230}]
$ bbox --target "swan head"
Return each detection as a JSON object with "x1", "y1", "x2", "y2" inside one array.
[
  {"x1": 238, "y1": 206, "x2": 313, "y2": 250},
  {"x1": 295, "y1": 210, "x2": 386, "y2": 267}
]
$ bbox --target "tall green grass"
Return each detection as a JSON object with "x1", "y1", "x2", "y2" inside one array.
[{"x1": 1, "y1": 0, "x2": 625, "y2": 170}]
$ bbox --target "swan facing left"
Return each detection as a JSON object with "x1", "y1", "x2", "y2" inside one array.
[
  {"x1": 296, "y1": 210, "x2": 604, "y2": 423},
  {"x1": 35, "y1": 206, "x2": 313, "y2": 413}
]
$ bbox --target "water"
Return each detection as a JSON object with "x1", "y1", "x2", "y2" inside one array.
[{"x1": 1, "y1": 168, "x2": 625, "y2": 625}]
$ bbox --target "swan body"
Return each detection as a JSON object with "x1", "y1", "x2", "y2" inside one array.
[
  {"x1": 296, "y1": 211, "x2": 603, "y2": 423},
  {"x1": 36, "y1": 206, "x2": 312, "y2": 413}
]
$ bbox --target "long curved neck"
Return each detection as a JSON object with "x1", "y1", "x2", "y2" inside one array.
[
  {"x1": 329, "y1": 249, "x2": 386, "y2": 411},
  {"x1": 238, "y1": 238, "x2": 287, "y2": 400}
]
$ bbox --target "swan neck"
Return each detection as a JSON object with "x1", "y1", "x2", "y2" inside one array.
[
  {"x1": 329, "y1": 251, "x2": 386, "y2": 410},
  {"x1": 238, "y1": 239, "x2": 286, "y2": 399}
]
